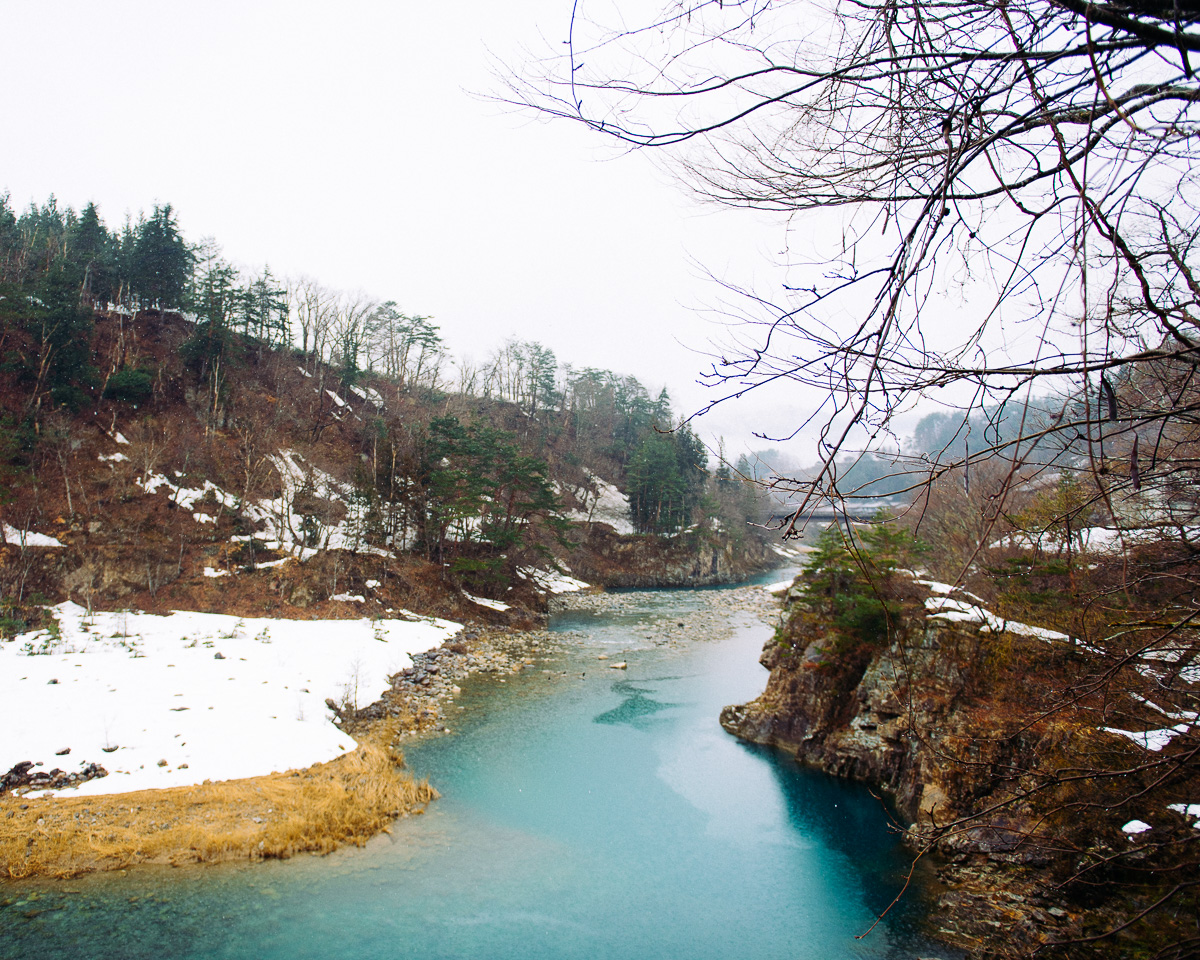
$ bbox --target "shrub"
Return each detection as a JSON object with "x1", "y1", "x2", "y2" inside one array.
[
  {"x1": 795, "y1": 517, "x2": 925, "y2": 649},
  {"x1": 103, "y1": 367, "x2": 154, "y2": 404}
]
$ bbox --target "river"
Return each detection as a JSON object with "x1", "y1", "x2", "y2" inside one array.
[{"x1": 0, "y1": 581, "x2": 952, "y2": 960}]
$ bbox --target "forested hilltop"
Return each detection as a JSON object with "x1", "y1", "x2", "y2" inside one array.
[{"x1": 0, "y1": 194, "x2": 775, "y2": 629}]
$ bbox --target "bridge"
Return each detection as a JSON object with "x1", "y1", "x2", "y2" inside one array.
[{"x1": 766, "y1": 498, "x2": 905, "y2": 526}]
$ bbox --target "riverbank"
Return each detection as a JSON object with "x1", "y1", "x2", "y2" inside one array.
[
  {"x1": 0, "y1": 619, "x2": 549, "y2": 880},
  {"x1": 3, "y1": 578, "x2": 955, "y2": 960},
  {"x1": 1, "y1": 583, "x2": 787, "y2": 882}
]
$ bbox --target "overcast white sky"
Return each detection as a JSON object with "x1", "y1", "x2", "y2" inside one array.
[{"x1": 0, "y1": 0, "x2": 839, "y2": 460}]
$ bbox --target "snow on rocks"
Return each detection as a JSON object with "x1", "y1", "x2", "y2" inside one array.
[
  {"x1": 136, "y1": 473, "x2": 238, "y2": 512},
  {"x1": 924, "y1": 595, "x2": 1072, "y2": 643},
  {"x1": 1, "y1": 602, "x2": 461, "y2": 797},
  {"x1": 1168, "y1": 803, "x2": 1200, "y2": 827},
  {"x1": 562, "y1": 474, "x2": 635, "y2": 534},
  {"x1": 348, "y1": 384, "x2": 386, "y2": 408},
  {"x1": 1103, "y1": 724, "x2": 1193, "y2": 753},
  {"x1": 921, "y1": 592, "x2": 1075, "y2": 643},
  {"x1": 463, "y1": 593, "x2": 511, "y2": 612},
  {"x1": 1122, "y1": 819, "x2": 1153, "y2": 835},
  {"x1": 518, "y1": 566, "x2": 590, "y2": 594},
  {"x1": 1, "y1": 524, "x2": 65, "y2": 548},
  {"x1": 136, "y1": 450, "x2": 398, "y2": 560}
]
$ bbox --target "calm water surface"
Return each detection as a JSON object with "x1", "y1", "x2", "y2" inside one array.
[{"x1": 1, "y1": 584, "x2": 952, "y2": 960}]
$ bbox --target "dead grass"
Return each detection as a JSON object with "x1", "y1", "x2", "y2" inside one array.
[{"x1": 0, "y1": 720, "x2": 435, "y2": 879}]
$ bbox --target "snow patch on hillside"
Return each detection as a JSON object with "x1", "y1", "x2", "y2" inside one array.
[
  {"x1": 1105, "y1": 724, "x2": 1192, "y2": 752},
  {"x1": 562, "y1": 474, "x2": 634, "y2": 534},
  {"x1": 1, "y1": 603, "x2": 461, "y2": 797},
  {"x1": 924, "y1": 595, "x2": 1072, "y2": 643},
  {"x1": 136, "y1": 449, "x2": 401, "y2": 560},
  {"x1": 518, "y1": 566, "x2": 590, "y2": 594},
  {"x1": 1, "y1": 524, "x2": 64, "y2": 548}
]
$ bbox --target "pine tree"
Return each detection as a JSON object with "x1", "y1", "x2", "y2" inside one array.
[
  {"x1": 130, "y1": 204, "x2": 193, "y2": 309},
  {"x1": 67, "y1": 202, "x2": 116, "y2": 305}
]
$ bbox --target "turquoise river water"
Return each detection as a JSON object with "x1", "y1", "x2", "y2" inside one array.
[{"x1": 1, "y1": 582, "x2": 953, "y2": 960}]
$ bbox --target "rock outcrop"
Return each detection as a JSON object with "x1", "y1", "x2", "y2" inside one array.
[
  {"x1": 718, "y1": 597, "x2": 1115, "y2": 957},
  {"x1": 1, "y1": 760, "x2": 108, "y2": 795},
  {"x1": 567, "y1": 522, "x2": 777, "y2": 588}
]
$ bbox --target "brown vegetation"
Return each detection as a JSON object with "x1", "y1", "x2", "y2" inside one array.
[{"x1": 0, "y1": 721, "x2": 434, "y2": 880}]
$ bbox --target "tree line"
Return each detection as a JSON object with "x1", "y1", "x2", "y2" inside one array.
[{"x1": 0, "y1": 192, "x2": 733, "y2": 540}]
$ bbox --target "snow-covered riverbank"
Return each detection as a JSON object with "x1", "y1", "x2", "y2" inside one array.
[{"x1": 1, "y1": 602, "x2": 462, "y2": 797}]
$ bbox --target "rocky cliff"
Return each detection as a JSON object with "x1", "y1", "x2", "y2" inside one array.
[
  {"x1": 719, "y1": 590, "x2": 1191, "y2": 958},
  {"x1": 566, "y1": 521, "x2": 778, "y2": 588}
]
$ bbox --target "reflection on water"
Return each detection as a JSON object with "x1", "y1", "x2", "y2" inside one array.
[
  {"x1": 1, "y1": 584, "x2": 955, "y2": 960},
  {"x1": 593, "y1": 678, "x2": 683, "y2": 729}
]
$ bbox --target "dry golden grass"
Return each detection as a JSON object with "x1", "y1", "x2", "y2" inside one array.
[{"x1": 0, "y1": 721, "x2": 435, "y2": 879}]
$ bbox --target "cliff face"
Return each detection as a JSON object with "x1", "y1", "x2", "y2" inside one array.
[
  {"x1": 566, "y1": 522, "x2": 778, "y2": 588},
  {"x1": 718, "y1": 600, "x2": 1125, "y2": 957},
  {"x1": 720, "y1": 608, "x2": 1039, "y2": 835}
]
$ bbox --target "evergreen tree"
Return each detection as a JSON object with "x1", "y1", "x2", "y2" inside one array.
[
  {"x1": 19, "y1": 271, "x2": 97, "y2": 418},
  {"x1": 183, "y1": 244, "x2": 241, "y2": 374},
  {"x1": 67, "y1": 202, "x2": 116, "y2": 305},
  {"x1": 130, "y1": 204, "x2": 193, "y2": 308},
  {"x1": 626, "y1": 425, "x2": 707, "y2": 533}
]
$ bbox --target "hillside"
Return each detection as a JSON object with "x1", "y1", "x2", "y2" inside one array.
[
  {"x1": 721, "y1": 520, "x2": 1200, "y2": 959},
  {"x1": 0, "y1": 283, "x2": 777, "y2": 876},
  {"x1": 0, "y1": 307, "x2": 773, "y2": 626}
]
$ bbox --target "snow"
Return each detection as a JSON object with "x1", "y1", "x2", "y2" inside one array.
[
  {"x1": 914, "y1": 579, "x2": 988, "y2": 604},
  {"x1": 135, "y1": 450, "x2": 398, "y2": 560},
  {"x1": 297, "y1": 366, "x2": 312, "y2": 378},
  {"x1": 563, "y1": 474, "x2": 634, "y2": 534},
  {"x1": 1122, "y1": 820, "x2": 1153, "y2": 835},
  {"x1": 1104, "y1": 724, "x2": 1192, "y2": 752},
  {"x1": 518, "y1": 566, "x2": 590, "y2": 594},
  {"x1": 1, "y1": 602, "x2": 461, "y2": 797},
  {"x1": 329, "y1": 593, "x2": 365, "y2": 603},
  {"x1": 325, "y1": 389, "x2": 347, "y2": 408},
  {"x1": 193, "y1": 513, "x2": 216, "y2": 524},
  {"x1": 1130, "y1": 694, "x2": 1199, "y2": 723},
  {"x1": 1168, "y1": 803, "x2": 1200, "y2": 827},
  {"x1": 114, "y1": 432, "x2": 129, "y2": 445},
  {"x1": 2, "y1": 524, "x2": 65, "y2": 548},
  {"x1": 99, "y1": 452, "x2": 127, "y2": 463},
  {"x1": 1077, "y1": 527, "x2": 1124, "y2": 550},
  {"x1": 988, "y1": 527, "x2": 1125, "y2": 552},
  {"x1": 137, "y1": 474, "x2": 238, "y2": 513},
  {"x1": 924, "y1": 596, "x2": 1072, "y2": 643},
  {"x1": 202, "y1": 567, "x2": 229, "y2": 579},
  {"x1": 764, "y1": 580, "x2": 795, "y2": 596},
  {"x1": 1135, "y1": 646, "x2": 1200, "y2": 685},
  {"x1": 347, "y1": 385, "x2": 385, "y2": 408},
  {"x1": 254, "y1": 558, "x2": 291, "y2": 570},
  {"x1": 463, "y1": 592, "x2": 511, "y2": 611}
]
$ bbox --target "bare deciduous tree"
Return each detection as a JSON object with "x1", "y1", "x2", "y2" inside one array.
[
  {"x1": 511, "y1": 0, "x2": 1200, "y2": 523},
  {"x1": 511, "y1": 2, "x2": 1200, "y2": 952}
]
